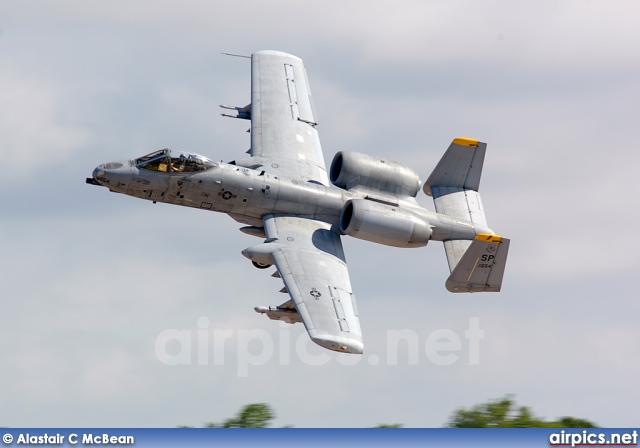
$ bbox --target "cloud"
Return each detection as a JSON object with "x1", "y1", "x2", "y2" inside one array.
[
  {"x1": 0, "y1": 68, "x2": 91, "y2": 173},
  {"x1": 2, "y1": 0, "x2": 640, "y2": 429}
]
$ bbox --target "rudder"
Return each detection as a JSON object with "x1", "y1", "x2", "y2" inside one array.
[
  {"x1": 424, "y1": 138, "x2": 493, "y2": 271},
  {"x1": 445, "y1": 234, "x2": 510, "y2": 293}
]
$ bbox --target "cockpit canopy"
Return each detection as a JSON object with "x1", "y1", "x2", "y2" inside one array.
[{"x1": 136, "y1": 149, "x2": 217, "y2": 173}]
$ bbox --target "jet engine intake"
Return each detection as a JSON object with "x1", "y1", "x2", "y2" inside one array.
[
  {"x1": 340, "y1": 199, "x2": 431, "y2": 248},
  {"x1": 330, "y1": 151, "x2": 421, "y2": 197}
]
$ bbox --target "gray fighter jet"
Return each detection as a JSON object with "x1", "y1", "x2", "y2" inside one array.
[{"x1": 87, "y1": 50, "x2": 509, "y2": 354}]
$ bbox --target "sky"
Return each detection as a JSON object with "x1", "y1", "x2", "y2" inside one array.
[{"x1": 1, "y1": 0, "x2": 640, "y2": 428}]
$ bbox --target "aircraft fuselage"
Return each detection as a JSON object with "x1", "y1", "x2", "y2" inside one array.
[{"x1": 90, "y1": 156, "x2": 487, "y2": 243}]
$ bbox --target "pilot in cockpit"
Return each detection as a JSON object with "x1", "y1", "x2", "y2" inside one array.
[{"x1": 171, "y1": 154, "x2": 188, "y2": 172}]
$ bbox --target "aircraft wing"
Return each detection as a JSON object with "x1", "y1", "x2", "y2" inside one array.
[
  {"x1": 258, "y1": 214, "x2": 364, "y2": 354},
  {"x1": 249, "y1": 50, "x2": 329, "y2": 185}
]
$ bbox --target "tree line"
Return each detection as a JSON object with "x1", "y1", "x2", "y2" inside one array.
[{"x1": 180, "y1": 396, "x2": 597, "y2": 428}]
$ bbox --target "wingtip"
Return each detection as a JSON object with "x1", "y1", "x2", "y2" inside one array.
[
  {"x1": 311, "y1": 334, "x2": 364, "y2": 354},
  {"x1": 252, "y1": 50, "x2": 302, "y2": 62}
]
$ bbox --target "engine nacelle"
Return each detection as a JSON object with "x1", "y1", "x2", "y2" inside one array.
[
  {"x1": 330, "y1": 151, "x2": 421, "y2": 197},
  {"x1": 340, "y1": 199, "x2": 431, "y2": 248}
]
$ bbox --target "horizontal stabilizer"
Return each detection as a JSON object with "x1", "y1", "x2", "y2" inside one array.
[{"x1": 446, "y1": 234, "x2": 509, "y2": 293}]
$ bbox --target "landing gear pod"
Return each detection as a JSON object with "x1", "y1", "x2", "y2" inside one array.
[
  {"x1": 252, "y1": 261, "x2": 272, "y2": 269},
  {"x1": 241, "y1": 242, "x2": 284, "y2": 267}
]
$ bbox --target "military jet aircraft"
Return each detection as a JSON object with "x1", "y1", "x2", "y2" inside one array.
[{"x1": 87, "y1": 50, "x2": 509, "y2": 354}]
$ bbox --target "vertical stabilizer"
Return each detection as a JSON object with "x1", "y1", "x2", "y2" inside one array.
[
  {"x1": 425, "y1": 138, "x2": 499, "y2": 273},
  {"x1": 445, "y1": 234, "x2": 510, "y2": 292},
  {"x1": 423, "y1": 138, "x2": 486, "y2": 196}
]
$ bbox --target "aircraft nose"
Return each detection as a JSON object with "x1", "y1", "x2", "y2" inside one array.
[
  {"x1": 86, "y1": 165, "x2": 106, "y2": 186},
  {"x1": 87, "y1": 161, "x2": 131, "y2": 187},
  {"x1": 93, "y1": 165, "x2": 105, "y2": 179}
]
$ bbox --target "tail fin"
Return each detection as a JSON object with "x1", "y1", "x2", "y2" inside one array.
[
  {"x1": 425, "y1": 138, "x2": 508, "y2": 291},
  {"x1": 423, "y1": 137, "x2": 486, "y2": 196},
  {"x1": 446, "y1": 234, "x2": 510, "y2": 292}
]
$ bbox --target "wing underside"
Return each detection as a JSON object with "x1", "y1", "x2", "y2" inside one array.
[{"x1": 256, "y1": 215, "x2": 364, "y2": 354}]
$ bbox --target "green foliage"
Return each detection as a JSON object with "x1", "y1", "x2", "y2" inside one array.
[
  {"x1": 447, "y1": 396, "x2": 597, "y2": 428},
  {"x1": 180, "y1": 397, "x2": 597, "y2": 429},
  {"x1": 556, "y1": 417, "x2": 597, "y2": 428},
  {"x1": 204, "y1": 403, "x2": 275, "y2": 428}
]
